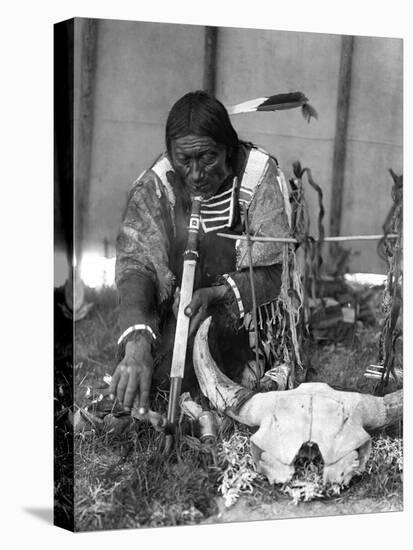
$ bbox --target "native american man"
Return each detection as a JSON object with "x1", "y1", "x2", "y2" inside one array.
[{"x1": 109, "y1": 91, "x2": 291, "y2": 415}]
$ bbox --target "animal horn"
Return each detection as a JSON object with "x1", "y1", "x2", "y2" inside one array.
[
  {"x1": 193, "y1": 317, "x2": 255, "y2": 418},
  {"x1": 359, "y1": 390, "x2": 403, "y2": 430},
  {"x1": 383, "y1": 390, "x2": 403, "y2": 426},
  {"x1": 193, "y1": 317, "x2": 282, "y2": 426}
]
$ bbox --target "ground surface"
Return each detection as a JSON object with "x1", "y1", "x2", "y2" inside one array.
[
  {"x1": 206, "y1": 495, "x2": 401, "y2": 524},
  {"x1": 66, "y1": 285, "x2": 402, "y2": 531}
]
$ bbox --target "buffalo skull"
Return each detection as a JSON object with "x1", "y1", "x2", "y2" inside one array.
[{"x1": 193, "y1": 317, "x2": 403, "y2": 486}]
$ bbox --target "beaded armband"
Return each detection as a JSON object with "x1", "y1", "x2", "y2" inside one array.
[
  {"x1": 221, "y1": 274, "x2": 245, "y2": 320},
  {"x1": 117, "y1": 324, "x2": 157, "y2": 360}
]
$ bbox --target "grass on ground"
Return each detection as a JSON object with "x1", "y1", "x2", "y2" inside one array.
[{"x1": 66, "y1": 285, "x2": 402, "y2": 531}]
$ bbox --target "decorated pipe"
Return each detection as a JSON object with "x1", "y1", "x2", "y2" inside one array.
[{"x1": 164, "y1": 196, "x2": 203, "y2": 453}]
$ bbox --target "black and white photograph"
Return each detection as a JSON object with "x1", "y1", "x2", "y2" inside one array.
[
  {"x1": 3, "y1": 0, "x2": 412, "y2": 546},
  {"x1": 52, "y1": 13, "x2": 404, "y2": 533}
]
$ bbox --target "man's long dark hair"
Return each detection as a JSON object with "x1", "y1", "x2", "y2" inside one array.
[{"x1": 165, "y1": 91, "x2": 240, "y2": 166}]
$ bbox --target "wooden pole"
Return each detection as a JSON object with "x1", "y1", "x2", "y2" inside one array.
[
  {"x1": 243, "y1": 206, "x2": 261, "y2": 378},
  {"x1": 217, "y1": 233, "x2": 398, "y2": 244},
  {"x1": 75, "y1": 19, "x2": 98, "y2": 264},
  {"x1": 330, "y1": 35, "x2": 354, "y2": 259},
  {"x1": 203, "y1": 26, "x2": 218, "y2": 95}
]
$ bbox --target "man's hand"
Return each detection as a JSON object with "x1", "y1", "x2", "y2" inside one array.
[
  {"x1": 109, "y1": 335, "x2": 153, "y2": 413},
  {"x1": 183, "y1": 285, "x2": 227, "y2": 337}
]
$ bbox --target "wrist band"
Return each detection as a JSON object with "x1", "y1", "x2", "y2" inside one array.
[
  {"x1": 117, "y1": 324, "x2": 157, "y2": 346},
  {"x1": 222, "y1": 274, "x2": 245, "y2": 319}
]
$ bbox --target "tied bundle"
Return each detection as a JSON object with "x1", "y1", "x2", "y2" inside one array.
[{"x1": 377, "y1": 170, "x2": 403, "y2": 392}]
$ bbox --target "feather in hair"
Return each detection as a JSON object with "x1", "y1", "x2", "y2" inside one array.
[{"x1": 227, "y1": 91, "x2": 318, "y2": 122}]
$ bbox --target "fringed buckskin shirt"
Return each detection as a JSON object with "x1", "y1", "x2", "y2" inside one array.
[{"x1": 115, "y1": 143, "x2": 291, "y2": 380}]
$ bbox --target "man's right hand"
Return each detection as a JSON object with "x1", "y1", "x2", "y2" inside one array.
[{"x1": 109, "y1": 335, "x2": 153, "y2": 413}]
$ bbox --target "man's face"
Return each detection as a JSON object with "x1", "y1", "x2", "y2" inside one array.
[{"x1": 169, "y1": 134, "x2": 231, "y2": 199}]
